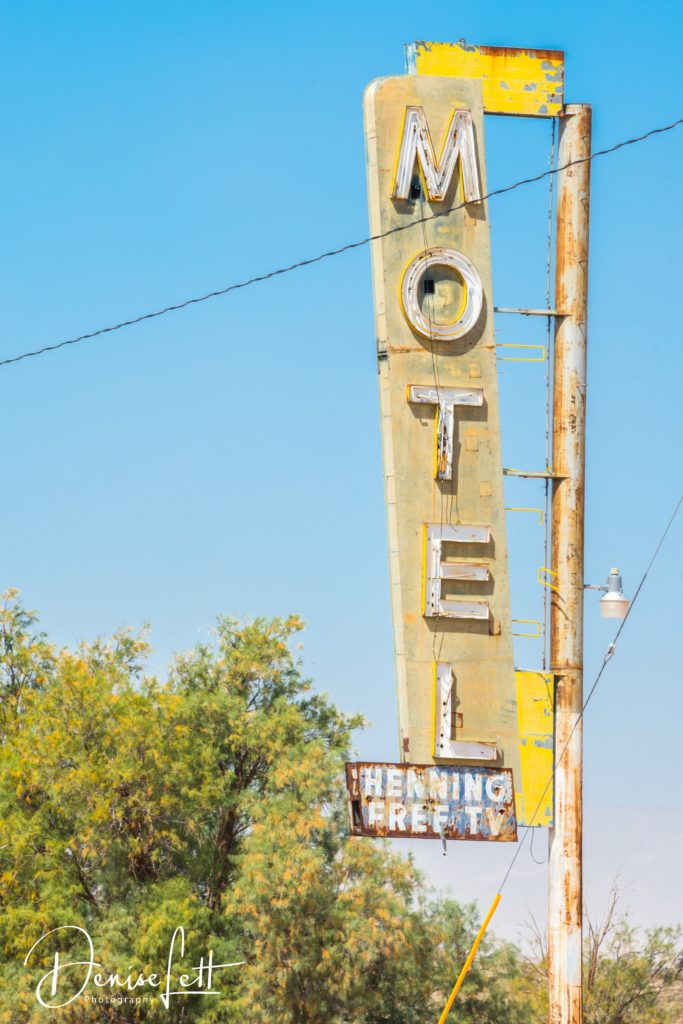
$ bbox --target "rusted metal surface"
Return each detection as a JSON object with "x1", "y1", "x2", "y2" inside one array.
[
  {"x1": 345, "y1": 762, "x2": 517, "y2": 841},
  {"x1": 406, "y1": 41, "x2": 564, "y2": 117},
  {"x1": 548, "y1": 103, "x2": 592, "y2": 1024}
]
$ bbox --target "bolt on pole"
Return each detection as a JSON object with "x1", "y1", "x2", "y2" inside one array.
[{"x1": 548, "y1": 102, "x2": 592, "y2": 1024}]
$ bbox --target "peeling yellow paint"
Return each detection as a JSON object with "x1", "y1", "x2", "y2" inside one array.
[
  {"x1": 515, "y1": 670, "x2": 554, "y2": 825},
  {"x1": 407, "y1": 41, "x2": 564, "y2": 118}
]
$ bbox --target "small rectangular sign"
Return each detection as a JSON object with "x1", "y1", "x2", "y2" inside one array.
[{"x1": 346, "y1": 762, "x2": 517, "y2": 842}]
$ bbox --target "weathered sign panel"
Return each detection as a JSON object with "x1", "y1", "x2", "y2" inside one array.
[
  {"x1": 516, "y1": 670, "x2": 554, "y2": 826},
  {"x1": 405, "y1": 41, "x2": 564, "y2": 117},
  {"x1": 346, "y1": 762, "x2": 517, "y2": 841},
  {"x1": 364, "y1": 75, "x2": 521, "y2": 789}
]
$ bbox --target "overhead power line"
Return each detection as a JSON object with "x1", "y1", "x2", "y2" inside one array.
[{"x1": 2, "y1": 114, "x2": 682, "y2": 370}]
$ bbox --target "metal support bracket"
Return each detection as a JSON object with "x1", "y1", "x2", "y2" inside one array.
[
  {"x1": 497, "y1": 344, "x2": 546, "y2": 362},
  {"x1": 494, "y1": 306, "x2": 566, "y2": 317},
  {"x1": 538, "y1": 566, "x2": 560, "y2": 593},
  {"x1": 512, "y1": 619, "x2": 542, "y2": 639},
  {"x1": 503, "y1": 467, "x2": 561, "y2": 479},
  {"x1": 505, "y1": 506, "x2": 544, "y2": 524}
]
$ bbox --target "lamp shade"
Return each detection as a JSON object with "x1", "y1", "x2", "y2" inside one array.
[{"x1": 599, "y1": 569, "x2": 629, "y2": 620}]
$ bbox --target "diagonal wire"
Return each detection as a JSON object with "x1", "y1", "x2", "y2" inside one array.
[
  {"x1": 1, "y1": 115, "x2": 682, "y2": 369},
  {"x1": 497, "y1": 493, "x2": 683, "y2": 894}
]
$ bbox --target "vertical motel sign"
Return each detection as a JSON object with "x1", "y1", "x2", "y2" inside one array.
[{"x1": 363, "y1": 75, "x2": 522, "y2": 800}]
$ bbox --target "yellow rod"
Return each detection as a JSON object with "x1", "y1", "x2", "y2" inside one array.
[{"x1": 437, "y1": 893, "x2": 501, "y2": 1024}]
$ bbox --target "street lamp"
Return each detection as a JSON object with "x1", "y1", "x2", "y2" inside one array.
[{"x1": 584, "y1": 568, "x2": 630, "y2": 619}]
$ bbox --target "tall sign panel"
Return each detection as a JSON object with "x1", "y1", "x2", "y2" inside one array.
[{"x1": 364, "y1": 76, "x2": 521, "y2": 790}]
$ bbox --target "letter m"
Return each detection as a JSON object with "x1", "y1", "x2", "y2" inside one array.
[{"x1": 392, "y1": 106, "x2": 482, "y2": 203}]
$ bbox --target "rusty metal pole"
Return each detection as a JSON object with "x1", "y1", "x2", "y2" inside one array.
[{"x1": 548, "y1": 102, "x2": 592, "y2": 1024}]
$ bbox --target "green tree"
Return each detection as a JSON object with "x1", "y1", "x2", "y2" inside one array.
[
  {"x1": 583, "y1": 887, "x2": 683, "y2": 1024},
  {"x1": 525, "y1": 886, "x2": 683, "y2": 1024},
  {"x1": 0, "y1": 591, "x2": 539, "y2": 1022}
]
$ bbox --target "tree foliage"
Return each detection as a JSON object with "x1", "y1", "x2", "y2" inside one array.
[
  {"x1": 0, "y1": 591, "x2": 679, "y2": 1023},
  {"x1": 583, "y1": 887, "x2": 682, "y2": 1024},
  {"x1": 526, "y1": 885, "x2": 683, "y2": 1024}
]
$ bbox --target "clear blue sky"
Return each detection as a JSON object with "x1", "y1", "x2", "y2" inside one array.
[{"x1": 2, "y1": 0, "x2": 681, "y2": 851}]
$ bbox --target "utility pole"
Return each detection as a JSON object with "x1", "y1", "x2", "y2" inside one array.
[{"x1": 548, "y1": 103, "x2": 592, "y2": 1024}]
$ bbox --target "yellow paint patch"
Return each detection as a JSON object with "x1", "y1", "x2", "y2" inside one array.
[
  {"x1": 407, "y1": 41, "x2": 564, "y2": 118},
  {"x1": 515, "y1": 670, "x2": 554, "y2": 826}
]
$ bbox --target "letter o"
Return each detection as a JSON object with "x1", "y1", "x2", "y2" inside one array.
[{"x1": 401, "y1": 247, "x2": 483, "y2": 341}]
